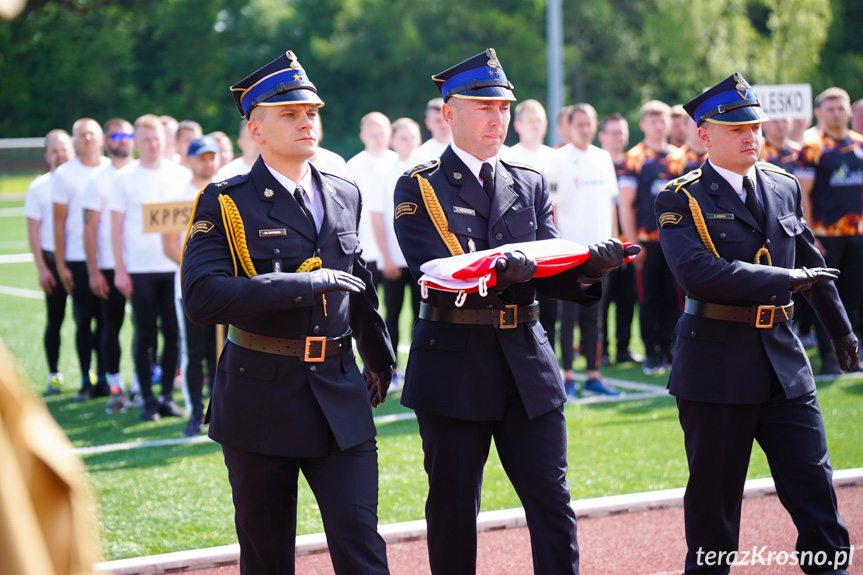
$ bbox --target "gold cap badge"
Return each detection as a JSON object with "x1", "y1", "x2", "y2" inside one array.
[
  {"x1": 286, "y1": 50, "x2": 303, "y2": 71},
  {"x1": 486, "y1": 48, "x2": 499, "y2": 69},
  {"x1": 734, "y1": 72, "x2": 746, "y2": 92}
]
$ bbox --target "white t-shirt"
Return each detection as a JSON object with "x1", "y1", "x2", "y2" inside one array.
[
  {"x1": 311, "y1": 147, "x2": 348, "y2": 177},
  {"x1": 167, "y1": 179, "x2": 201, "y2": 294},
  {"x1": 23, "y1": 172, "x2": 55, "y2": 252},
  {"x1": 407, "y1": 138, "x2": 450, "y2": 168},
  {"x1": 109, "y1": 161, "x2": 189, "y2": 274},
  {"x1": 373, "y1": 158, "x2": 412, "y2": 269},
  {"x1": 546, "y1": 144, "x2": 618, "y2": 245},
  {"x1": 346, "y1": 149, "x2": 398, "y2": 264},
  {"x1": 52, "y1": 156, "x2": 111, "y2": 261},
  {"x1": 503, "y1": 143, "x2": 556, "y2": 174},
  {"x1": 81, "y1": 164, "x2": 120, "y2": 269},
  {"x1": 215, "y1": 156, "x2": 255, "y2": 181}
]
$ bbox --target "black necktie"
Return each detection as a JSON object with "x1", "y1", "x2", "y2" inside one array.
[
  {"x1": 294, "y1": 185, "x2": 316, "y2": 230},
  {"x1": 480, "y1": 162, "x2": 495, "y2": 198},
  {"x1": 743, "y1": 176, "x2": 765, "y2": 229}
]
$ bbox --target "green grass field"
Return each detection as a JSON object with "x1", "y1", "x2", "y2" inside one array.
[{"x1": 1, "y1": 190, "x2": 861, "y2": 562}]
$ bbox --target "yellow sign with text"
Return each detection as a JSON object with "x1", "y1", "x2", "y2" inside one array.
[{"x1": 142, "y1": 201, "x2": 195, "y2": 233}]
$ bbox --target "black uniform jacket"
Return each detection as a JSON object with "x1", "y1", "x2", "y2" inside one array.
[
  {"x1": 655, "y1": 160, "x2": 851, "y2": 404},
  {"x1": 182, "y1": 157, "x2": 394, "y2": 457},
  {"x1": 393, "y1": 146, "x2": 599, "y2": 421}
]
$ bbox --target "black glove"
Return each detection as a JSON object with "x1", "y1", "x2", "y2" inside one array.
[
  {"x1": 577, "y1": 239, "x2": 642, "y2": 284},
  {"x1": 363, "y1": 366, "x2": 393, "y2": 407},
  {"x1": 310, "y1": 268, "x2": 366, "y2": 296},
  {"x1": 788, "y1": 267, "x2": 839, "y2": 293},
  {"x1": 494, "y1": 250, "x2": 537, "y2": 291},
  {"x1": 831, "y1": 333, "x2": 859, "y2": 372}
]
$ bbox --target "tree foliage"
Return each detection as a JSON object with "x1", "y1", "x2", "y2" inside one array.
[{"x1": 0, "y1": 0, "x2": 859, "y2": 154}]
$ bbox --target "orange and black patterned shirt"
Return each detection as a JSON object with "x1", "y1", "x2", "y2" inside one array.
[
  {"x1": 760, "y1": 140, "x2": 801, "y2": 173},
  {"x1": 619, "y1": 142, "x2": 675, "y2": 242},
  {"x1": 795, "y1": 130, "x2": 863, "y2": 237},
  {"x1": 667, "y1": 145, "x2": 707, "y2": 179}
]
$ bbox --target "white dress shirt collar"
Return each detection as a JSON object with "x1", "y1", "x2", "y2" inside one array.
[
  {"x1": 264, "y1": 162, "x2": 323, "y2": 231},
  {"x1": 709, "y1": 160, "x2": 759, "y2": 202},
  {"x1": 450, "y1": 142, "x2": 498, "y2": 187}
]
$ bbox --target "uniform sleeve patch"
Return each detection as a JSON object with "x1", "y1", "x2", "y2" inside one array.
[
  {"x1": 395, "y1": 202, "x2": 417, "y2": 219},
  {"x1": 190, "y1": 221, "x2": 214, "y2": 237},
  {"x1": 659, "y1": 212, "x2": 683, "y2": 227}
]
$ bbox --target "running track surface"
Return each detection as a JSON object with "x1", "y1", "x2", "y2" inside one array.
[{"x1": 178, "y1": 484, "x2": 862, "y2": 575}]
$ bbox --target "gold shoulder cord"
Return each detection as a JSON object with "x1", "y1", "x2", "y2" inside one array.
[
  {"x1": 218, "y1": 194, "x2": 256, "y2": 277},
  {"x1": 672, "y1": 170, "x2": 720, "y2": 260},
  {"x1": 217, "y1": 193, "x2": 326, "y2": 276},
  {"x1": 672, "y1": 170, "x2": 771, "y2": 265},
  {"x1": 415, "y1": 174, "x2": 464, "y2": 257}
]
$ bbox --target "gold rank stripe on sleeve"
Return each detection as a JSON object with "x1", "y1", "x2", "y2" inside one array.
[
  {"x1": 659, "y1": 212, "x2": 683, "y2": 227},
  {"x1": 395, "y1": 202, "x2": 417, "y2": 219},
  {"x1": 190, "y1": 221, "x2": 214, "y2": 237}
]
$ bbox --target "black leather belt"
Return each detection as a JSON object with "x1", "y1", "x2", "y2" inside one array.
[
  {"x1": 419, "y1": 301, "x2": 539, "y2": 329},
  {"x1": 684, "y1": 297, "x2": 794, "y2": 329},
  {"x1": 227, "y1": 325, "x2": 350, "y2": 362}
]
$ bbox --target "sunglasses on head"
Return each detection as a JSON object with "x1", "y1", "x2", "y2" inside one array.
[{"x1": 110, "y1": 132, "x2": 134, "y2": 142}]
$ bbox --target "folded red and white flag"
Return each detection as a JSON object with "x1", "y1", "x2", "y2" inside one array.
[{"x1": 417, "y1": 239, "x2": 587, "y2": 297}]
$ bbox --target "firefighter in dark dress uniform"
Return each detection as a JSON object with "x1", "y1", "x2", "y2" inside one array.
[
  {"x1": 181, "y1": 50, "x2": 395, "y2": 575},
  {"x1": 655, "y1": 72, "x2": 858, "y2": 575},
  {"x1": 393, "y1": 48, "x2": 638, "y2": 575}
]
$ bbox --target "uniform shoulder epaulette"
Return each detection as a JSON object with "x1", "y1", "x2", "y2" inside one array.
[
  {"x1": 665, "y1": 169, "x2": 702, "y2": 192},
  {"x1": 757, "y1": 162, "x2": 797, "y2": 179},
  {"x1": 499, "y1": 158, "x2": 542, "y2": 175},
  {"x1": 206, "y1": 173, "x2": 249, "y2": 194},
  {"x1": 409, "y1": 159, "x2": 441, "y2": 178},
  {"x1": 318, "y1": 170, "x2": 356, "y2": 187}
]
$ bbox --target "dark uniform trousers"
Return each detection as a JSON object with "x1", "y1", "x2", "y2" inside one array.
[
  {"x1": 656, "y1": 161, "x2": 852, "y2": 575},
  {"x1": 394, "y1": 146, "x2": 598, "y2": 574},
  {"x1": 182, "y1": 158, "x2": 394, "y2": 575}
]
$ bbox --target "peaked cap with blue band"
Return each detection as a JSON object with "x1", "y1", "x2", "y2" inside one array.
[
  {"x1": 432, "y1": 48, "x2": 515, "y2": 102},
  {"x1": 684, "y1": 72, "x2": 767, "y2": 126},
  {"x1": 230, "y1": 50, "x2": 324, "y2": 118}
]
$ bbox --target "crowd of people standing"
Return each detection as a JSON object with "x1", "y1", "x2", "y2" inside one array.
[{"x1": 22, "y1": 87, "x2": 863, "y2": 433}]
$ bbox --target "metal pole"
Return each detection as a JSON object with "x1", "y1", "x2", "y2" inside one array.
[{"x1": 547, "y1": 0, "x2": 564, "y2": 147}]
